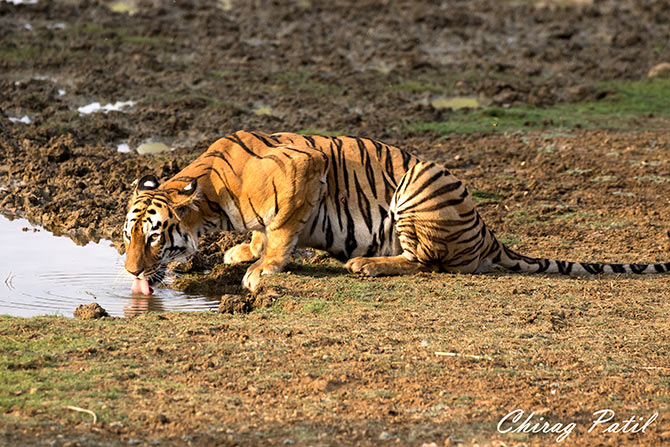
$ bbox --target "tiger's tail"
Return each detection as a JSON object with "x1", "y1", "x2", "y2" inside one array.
[{"x1": 492, "y1": 243, "x2": 670, "y2": 275}]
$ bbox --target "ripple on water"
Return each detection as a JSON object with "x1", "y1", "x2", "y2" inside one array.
[{"x1": 0, "y1": 215, "x2": 220, "y2": 318}]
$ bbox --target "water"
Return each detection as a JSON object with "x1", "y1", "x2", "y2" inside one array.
[
  {"x1": 0, "y1": 215, "x2": 220, "y2": 318},
  {"x1": 77, "y1": 100, "x2": 136, "y2": 115},
  {"x1": 430, "y1": 96, "x2": 480, "y2": 110}
]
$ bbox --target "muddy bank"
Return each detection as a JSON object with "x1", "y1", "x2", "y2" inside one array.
[
  {"x1": 2, "y1": 0, "x2": 669, "y2": 250},
  {"x1": 0, "y1": 131, "x2": 199, "y2": 247}
]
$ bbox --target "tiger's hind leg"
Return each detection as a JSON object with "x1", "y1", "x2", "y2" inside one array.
[
  {"x1": 224, "y1": 230, "x2": 265, "y2": 264},
  {"x1": 347, "y1": 161, "x2": 492, "y2": 277}
]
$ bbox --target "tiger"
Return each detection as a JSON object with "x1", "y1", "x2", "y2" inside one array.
[{"x1": 123, "y1": 130, "x2": 670, "y2": 293}]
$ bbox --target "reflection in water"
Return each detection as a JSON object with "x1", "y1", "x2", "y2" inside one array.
[
  {"x1": 0, "y1": 215, "x2": 220, "y2": 318},
  {"x1": 124, "y1": 294, "x2": 166, "y2": 317}
]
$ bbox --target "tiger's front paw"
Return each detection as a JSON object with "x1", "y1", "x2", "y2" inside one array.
[
  {"x1": 242, "y1": 260, "x2": 284, "y2": 291},
  {"x1": 242, "y1": 263, "x2": 263, "y2": 292},
  {"x1": 345, "y1": 257, "x2": 380, "y2": 277},
  {"x1": 224, "y1": 243, "x2": 258, "y2": 264}
]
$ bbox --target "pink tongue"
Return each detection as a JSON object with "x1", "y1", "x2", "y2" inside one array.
[{"x1": 131, "y1": 278, "x2": 153, "y2": 295}]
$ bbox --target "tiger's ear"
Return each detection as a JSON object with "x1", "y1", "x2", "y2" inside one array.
[
  {"x1": 173, "y1": 178, "x2": 200, "y2": 219},
  {"x1": 135, "y1": 174, "x2": 160, "y2": 192},
  {"x1": 130, "y1": 174, "x2": 159, "y2": 204}
]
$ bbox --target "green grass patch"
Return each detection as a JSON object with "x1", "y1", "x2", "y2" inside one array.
[
  {"x1": 471, "y1": 189, "x2": 503, "y2": 203},
  {"x1": 498, "y1": 233, "x2": 524, "y2": 246},
  {"x1": 407, "y1": 78, "x2": 670, "y2": 134},
  {"x1": 0, "y1": 45, "x2": 40, "y2": 62},
  {"x1": 303, "y1": 298, "x2": 328, "y2": 314}
]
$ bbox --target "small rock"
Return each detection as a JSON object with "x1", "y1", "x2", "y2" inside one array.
[
  {"x1": 74, "y1": 303, "x2": 108, "y2": 319},
  {"x1": 152, "y1": 413, "x2": 169, "y2": 425},
  {"x1": 309, "y1": 378, "x2": 338, "y2": 392},
  {"x1": 648, "y1": 62, "x2": 670, "y2": 78},
  {"x1": 564, "y1": 83, "x2": 595, "y2": 102},
  {"x1": 492, "y1": 90, "x2": 518, "y2": 106},
  {"x1": 379, "y1": 432, "x2": 391, "y2": 440}
]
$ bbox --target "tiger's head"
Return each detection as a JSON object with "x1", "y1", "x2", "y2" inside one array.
[{"x1": 123, "y1": 174, "x2": 201, "y2": 286}]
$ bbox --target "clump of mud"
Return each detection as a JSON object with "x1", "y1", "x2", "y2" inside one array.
[
  {"x1": 217, "y1": 286, "x2": 287, "y2": 314},
  {"x1": 171, "y1": 263, "x2": 248, "y2": 296},
  {"x1": 73, "y1": 303, "x2": 109, "y2": 319},
  {"x1": 218, "y1": 294, "x2": 252, "y2": 314},
  {"x1": 171, "y1": 261, "x2": 288, "y2": 314}
]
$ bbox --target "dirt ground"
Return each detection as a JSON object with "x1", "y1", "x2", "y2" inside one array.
[{"x1": 1, "y1": 0, "x2": 670, "y2": 446}]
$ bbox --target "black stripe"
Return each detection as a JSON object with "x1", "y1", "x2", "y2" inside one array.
[
  {"x1": 355, "y1": 138, "x2": 378, "y2": 200},
  {"x1": 629, "y1": 264, "x2": 647, "y2": 274},
  {"x1": 400, "y1": 149, "x2": 413, "y2": 171},
  {"x1": 303, "y1": 135, "x2": 316, "y2": 147},
  {"x1": 534, "y1": 259, "x2": 550, "y2": 273},
  {"x1": 419, "y1": 179, "x2": 463, "y2": 205},
  {"x1": 325, "y1": 215, "x2": 334, "y2": 249},
  {"x1": 409, "y1": 162, "x2": 435, "y2": 186},
  {"x1": 250, "y1": 131, "x2": 276, "y2": 148},
  {"x1": 364, "y1": 234, "x2": 379, "y2": 257},
  {"x1": 272, "y1": 180, "x2": 279, "y2": 215},
  {"x1": 353, "y1": 172, "x2": 373, "y2": 233},
  {"x1": 381, "y1": 172, "x2": 396, "y2": 204},
  {"x1": 384, "y1": 145, "x2": 395, "y2": 180},
  {"x1": 368, "y1": 138, "x2": 384, "y2": 159},
  {"x1": 555, "y1": 260, "x2": 573, "y2": 275},
  {"x1": 413, "y1": 170, "x2": 447, "y2": 197},
  {"x1": 581, "y1": 263, "x2": 604, "y2": 274},
  {"x1": 309, "y1": 201, "x2": 322, "y2": 235},
  {"x1": 340, "y1": 147, "x2": 350, "y2": 191},
  {"x1": 167, "y1": 224, "x2": 176, "y2": 246},
  {"x1": 408, "y1": 190, "x2": 468, "y2": 213},
  {"x1": 282, "y1": 146, "x2": 314, "y2": 157},
  {"x1": 343, "y1": 204, "x2": 358, "y2": 257},
  {"x1": 225, "y1": 186, "x2": 246, "y2": 230},
  {"x1": 248, "y1": 198, "x2": 265, "y2": 227},
  {"x1": 376, "y1": 205, "x2": 387, "y2": 245},
  {"x1": 203, "y1": 151, "x2": 237, "y2": 175},
  {"x1": 610, "y1": 263, "x2": 626, "y2": 273},
  {"x1": 328, "y1": 142, "x2": 344, "y2": 231},
  {"x1": 224, "y1": 134, "x2": 263, "y2": 159},
  {"x1": 262, "y1": 154, "x2": 287, "y2": 173}
]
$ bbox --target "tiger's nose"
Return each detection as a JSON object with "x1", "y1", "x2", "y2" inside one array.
[{"x1": 126, "y1": 268, "x2": 143, "y2": 277}]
